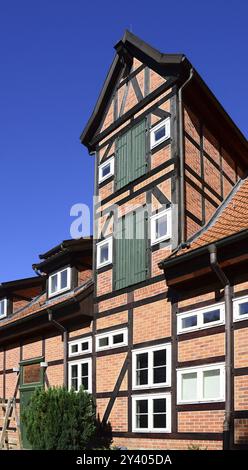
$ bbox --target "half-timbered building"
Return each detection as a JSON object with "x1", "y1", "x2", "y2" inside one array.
[{"x1": 0, "y1": 31, "x2": 248, "y2": 450}]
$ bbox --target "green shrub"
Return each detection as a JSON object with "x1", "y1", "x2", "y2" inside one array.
[{"x1": 22, "y1": 386, "x2": 96, "y2": 450}]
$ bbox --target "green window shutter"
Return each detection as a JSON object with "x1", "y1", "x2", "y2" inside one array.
[
  {"x1": 116, "y1": 130, "x2": 131, "y2": 190},
  {"x1": 116, "y1": 119, "x2": 147, "y2": 190},
  {"x1": 133, "y1": 208, "x2": 148, "y2": 285},
  {"x1": 131, "y1": 120, "x2": 147, "y2": 181},
  {"x1": 115, "y1": 209, "x2": 148, "y2": 290}
]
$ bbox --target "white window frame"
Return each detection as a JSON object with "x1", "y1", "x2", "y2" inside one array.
[
  {"x1": 150, "y1": 208, "x2": 172, "y2": 245},
  {"x1": 98, "y1": 156, "x2": 114, "y2": 184},
  {"x1": 48, "y1": 267, "x2": 71, "y2": 298},
  {"x1": 150, "y1": 118, "x2": 170, "y2": 149},
  {"x1": 177, "y1": 363, "x2": 225, "y2": 404},
  {"x1": 132, "y1": 393, "x2": 171, "y2": 433},
  {"x1": 96, "y1": 328, "x2": 128, "y2": 352},
  {"x1": 233, "y1": 295, "x2": 248, "y2": 321},
  {"x1": 132, "y1": 344, "x2": 171, "y2": 389},
  {"x1": 96, "y1": 237, "x2": 113, "y2": 269},
  {"x1": 68, "y1": 358, "x2": 92, "y2": 393},
  {"x1": 0, "y1": 299, "x2": 7, "y2": 319},
  {"x1": 177, "y1": 303, "x2": 225, "y2": 334},
  {"x1": 68, "y1": 337, "x2": 92, "y2": 357}
]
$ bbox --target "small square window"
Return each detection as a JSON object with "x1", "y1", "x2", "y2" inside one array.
[
  {"x1": 96, "y1": 328, "x2": 128, "y2": 352},
  {"x1": 151, "y1": 209, "x2": 171, "y2": 245},
  {"x1": 203, "y1": 309, "x2": 220, "y2": 324},
  {"x1": 99, "y1": 157, "x2": 114, "y2": 183},
  {"x1": 96, "y1": 238, "x2": 112, "y2": 269},
  {"x1": 0, "y1": 299, "x2": 7, "y2": 319},
  {"x1": 177, "y1": 304, "x2": 224, "y2": 334},
  {"x1": 99, "y1": 337, "x2": 109, "y2": 348},
  {"x1": 112, "y1": 333, "x2": 124, "y2": 344},
  {"x1": 150, "y1": 118, "x2": 170, "y2": 149},
  {"x1": 234, "y1": 296, "x2": 248, "y2": 321},
  {"x1": 68, "y1": 337, "x2": 92, "y2": 357},
  {"x1": 48, "y1": 268, "x2": 71, "y2": 297},
  {"x1": 181, "y1": 315, "x2": 198, "y2": 330}
]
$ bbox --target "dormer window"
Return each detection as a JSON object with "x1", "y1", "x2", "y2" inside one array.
[
  {"x1": 150, "y1": 118, "x2": 170, "y2": 149},
  {"x1": 0, "y1": 299, "x2": 7, "y2": 319},
  {"x1": 48, "y1": 267, "x2": 71, "y2": 298},
  {"x1": 99, "y1": 156, "x2": 114, "y2": 183}
]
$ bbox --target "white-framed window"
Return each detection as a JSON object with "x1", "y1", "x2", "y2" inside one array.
[
  {"x1": 96, "y1": 328, "x2": 128, "y2": 352},
  {"x1": 99, "y1": 156, "x2": 114, "y2": 183},
  {"x1": 177, "y1": 363, "x2": 225, "y2": 404},
  {"x1": 177, "y1": 303, "x2": 225, "y2": 334},
  {"x1": 0, "y1": 299, "x2": 7, "y2": 319},
  {"x1": 48, "y1": 267, "x2": 71, "y2": 298},
  {"x1": 233, "y1": 295, "x2": 248, "y2": 321},
  {"x1": 150, "y1": 118, "x2": 170, "y2": 149},
  {"x1": 68, "y1": 337, "x2": 92, "y2": 357},
  {"x1": 68, "y1": 358, "x2": 92, "y2": 393},
  {"x1": 132, "y1": 393, "x2": 171, "y2": 433},
  {"x1": 96, "y1": 237, "x2": 112, "y2": 269},
  {"x1": 132, "y1": 344, "x2": 171, "y2": 389},
  {"x1": 150, "y1": 208, "x2": 172, "y2": 245}
]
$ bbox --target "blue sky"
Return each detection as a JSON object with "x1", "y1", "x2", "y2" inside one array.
[{"x1": 0, "y1": 0, "x2": 247, "y2": 280}]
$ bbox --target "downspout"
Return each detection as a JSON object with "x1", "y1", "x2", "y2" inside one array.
[
  {"x1": 208, "y1": 244, "x2": 232, "y2": 450},
  {"x1": 178, "y1": 67, "x2": 194, "y2": 244},
  {"x1": 48, "y1": 309, "x2": 68, "y2": 388}
]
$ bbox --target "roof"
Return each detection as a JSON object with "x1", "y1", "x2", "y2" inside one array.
[
  {"x1": 0, "y1": 279, "x2": 93, "y2": 330},
  {"x1": 0, "y1": 275, "x2": 43, "y2": 291},
  {"x1": 33, "y1": 237, "x2": 93, "y2": 273},
  {"x1": 81, "y1": 31, "x2": 248, "y2": 166},
  {"x1": 160, "y1": 176, "x2": 248, "y2": 267}
]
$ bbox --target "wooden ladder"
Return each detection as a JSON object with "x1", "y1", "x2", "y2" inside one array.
[{"x1": 0, "y1": 398, "x2": 22, "y2": 450}]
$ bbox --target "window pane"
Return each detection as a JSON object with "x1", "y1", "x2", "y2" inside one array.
[
  {"x1": 203, "y1": 309, "x2": 220, "y2": 324},
  {"x1": 153, "y1": 413, "x2": 166, "y2": 428},
  {"x1": 81, "y1": 363, "x2": 88, "y2": 377},
  {"x1": 181, "y1": 315, "x2": 197, "y2": 329},
  {"x1": 99, "y1": 337, "x2": 109, "y2": 347},
  {"x1": 100, "y1": 244, "x2": 109, "y2": 264},
  {"x1": 71, "y1": 378, "x2": 78, "y2": 390},
  {"x1": 113, "y1": 333, "x2": 124, "y2": 344},
  {"x1": 136, "y1": 353, "x2": 148, "y2": 386},
  {"x1": 81, "y1": 377, "x2": 88, "y2": 390},
  {"x1": 155, "y1": 215, "x2": 167, "y2": 240},
  {"x1": 81, "y1": 341, "x2": 89, "y2": 351},
  {"x1": 136, "y1": 399, "x2": 148, "y2": 414},
  {"x1": 0, "y1": 300, "x2": 4, "y2": 316},
  {"x1": 153, "y1": 367, "x2": 166, "y2": 384},
  {"x1": 136, "y1": 353, "x2": 148, "y2": 370},
  {"x1": 50, "y1": 274, "x2": 58, "y2": 293},
  {"x1": 71, "y1": 365, "x2": 78, "y2": 390},
  {"x1": 71, "y1": 344, "x2": 78, "y2": 354},
  {"x1": 153, "y1": 350, "x2": 166, "y2": 367},
  {"x1": 136, "y1": 369, "x2": 148, "y2": 386},
  {"x1": 181, "y1": 372, "x2": 197, "y2": 401},
  {"x1": 203, "y1": 369, "x2": 220, "y2": 399},
  {"x1": 153, "y1": 398, "x2": 166, "y2": 413},
  {"x1": 136, "y1": 400, "x2": 148, "y2": 429},
  {"x1": 60, "y1": 270, "x2": 68, "y2": 289},
  {"x1": 239, "y1": 302, "x2": 248, "y2": 315},
  {"x1": 154, "y1": 125, "x2": 166, "y2": 142},
  {"x1": 102, "y1": 163, "x2": 111, "y2": 178},
  {"x1": 136, "y1": 414, "x2": 148, "y2": 428}
]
